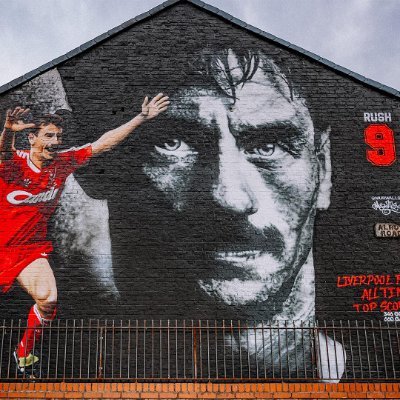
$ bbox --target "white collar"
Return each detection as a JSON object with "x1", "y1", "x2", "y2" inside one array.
[{"x1": 27, "y1": 150, "x2": 41, "y2": 173}]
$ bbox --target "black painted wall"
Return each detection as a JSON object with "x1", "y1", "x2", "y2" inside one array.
[{"x1": 1, "y1": 2, "x2": 399, "y2": 325}]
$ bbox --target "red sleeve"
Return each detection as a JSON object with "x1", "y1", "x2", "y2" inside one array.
[{"x1": 57, "y1": 144, "x2": 92, "y2": 174}]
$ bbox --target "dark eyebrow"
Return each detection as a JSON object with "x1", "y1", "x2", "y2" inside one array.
[
  {"x1": 138, "y1": 117, "x2": 219, "y2": 151},
  {"x1": 232, "y1": 122, "x2": 310, "y2": 157},
  {"x1": 230, "y1": 120, "x2": 303, "y2": 136}
]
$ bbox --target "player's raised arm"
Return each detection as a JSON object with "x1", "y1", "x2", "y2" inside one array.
[
  {"x1": 0, "y1": 107, "x2": 35, "y2": 163},
  {"x1": 91, "y1": 93, "x2": 169, "y2": 156}
]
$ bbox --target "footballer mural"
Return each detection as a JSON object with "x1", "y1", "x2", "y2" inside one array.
[
  {"x1": 0, "y1": 69, "x2": 169, "y2": 374},
  {"x1": 0, "y1": 46, "x2": 348, "y2": 379}
]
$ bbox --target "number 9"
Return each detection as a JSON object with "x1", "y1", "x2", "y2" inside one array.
[{"x1": 364, "y1": 124, "x2": 396, "y2": 166}]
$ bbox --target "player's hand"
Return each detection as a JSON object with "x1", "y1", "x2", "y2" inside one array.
[
  {"x1": 4, "y1": 107, "x2": 35, "y2": 132},
  {"x1": 140, "y1": 93, "x2": 169, "y2": 120}
]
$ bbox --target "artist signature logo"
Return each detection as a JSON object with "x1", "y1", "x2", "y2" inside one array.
[{"x1": 372, "y1": 196, "x2": 400, "y2": 215}]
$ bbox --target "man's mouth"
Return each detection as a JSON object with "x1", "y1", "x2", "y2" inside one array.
[
  {"x1": 213, "y1": 250, "x2": 283, "y2": 278},
  {"x1": 45, "y1": 147, "x2": 57, "y2": 156},
  {"x1": 198, "y1": 249, "x2": 289, "y2": 305}
]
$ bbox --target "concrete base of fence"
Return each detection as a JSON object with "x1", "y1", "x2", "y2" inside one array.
[{"x1": 0, "y1": 382, "x2": 399, "y2": 399}]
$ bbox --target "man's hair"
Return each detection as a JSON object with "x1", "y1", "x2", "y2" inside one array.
[
  {"x1": 177, "y1": 46, "x2": 326, "y2": 151},
  {"x1": 29, "y1": 113, "x2": 63, "y2": 135},
  {"x1": 190, "y1": 48, "x2": 299, "y2": 105}
]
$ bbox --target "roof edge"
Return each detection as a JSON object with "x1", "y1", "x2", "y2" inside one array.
[
  {"x1": 1, "y1": 0, "x2": 399, "y2": 99},
  {"x1": 0, "y1": 0, "x2": 181, "y2": 95},
  {"x1": 187, "y1": 0, "x2": 400, "y2": 98}
]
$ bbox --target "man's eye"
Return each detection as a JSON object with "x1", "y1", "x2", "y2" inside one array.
[
  {"x1": 163, "y1": 139, "x2": 182, "y2": 151},
  {"x1": 154, "y1": 139, "x2": 197, "y2": 157},
  {"x1": 245, "y1": 144, "x2": 275, "y2": 157}
]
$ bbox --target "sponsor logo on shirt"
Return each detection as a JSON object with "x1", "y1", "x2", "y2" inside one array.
[{"x1": 6, "y1": 187, "x2": 59, "y2": 205}]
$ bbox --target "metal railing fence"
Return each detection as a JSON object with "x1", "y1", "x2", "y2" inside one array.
[{"x1": 0, "y1": 320, "x2": 398, "y2": 381}]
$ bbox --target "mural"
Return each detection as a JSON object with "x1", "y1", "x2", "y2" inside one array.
[
  {"x1": 0, "y1": 14, "x2": 399, "y2": 379},
  {"x1": 0, "y1": 77, "x2": 169, "y2": 373}
]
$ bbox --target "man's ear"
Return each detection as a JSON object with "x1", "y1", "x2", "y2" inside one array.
[
  {"x1": 316, "y1": 127, "x2": 332, "y2": 210},
  {"x1": 28, "y1": 132, "x2": 36, "y2": 146}
]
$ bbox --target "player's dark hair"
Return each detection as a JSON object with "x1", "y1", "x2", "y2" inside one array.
[{"x1": 29, "y1": 113, "x2": 64, "y2": 136}]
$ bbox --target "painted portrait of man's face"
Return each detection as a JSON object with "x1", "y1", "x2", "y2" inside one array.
[
  {"x1": 141, "y1": 49, "x2": 332, "y2": 320},
  {"x1": 0, "y1": 36, "x2": 345, "y2": 378}
]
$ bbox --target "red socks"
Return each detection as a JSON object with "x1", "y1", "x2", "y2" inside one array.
[{"x1": 17, "y1": 304, "x2": 57, "y2": 358}]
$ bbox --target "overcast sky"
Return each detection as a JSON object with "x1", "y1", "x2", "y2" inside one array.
[{"x1": 0, "y1": 0, "x2": 399, "y2": 90}]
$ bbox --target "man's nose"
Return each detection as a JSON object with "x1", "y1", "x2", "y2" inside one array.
[
  {"x1": 212, "y1": 131, "x2": 258, "y2": 215},
  {"x1": 52, "y1": 135, "x2": 61, "y2": 145}
]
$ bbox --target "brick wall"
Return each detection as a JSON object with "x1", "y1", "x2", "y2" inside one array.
[
  {"x1": 0, "y1": 382, "x2": 399, "y2": 399},
  {"x1": 0, "y1": 3, "x2": 400, "y2": 360}
]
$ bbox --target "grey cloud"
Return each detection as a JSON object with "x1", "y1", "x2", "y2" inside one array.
[
  {"x1": 0, "y1": 0, "x2": 399, "y2": 90},
  {"x1": 210, "y1": 0, "x2": 400, "y2": 90}
]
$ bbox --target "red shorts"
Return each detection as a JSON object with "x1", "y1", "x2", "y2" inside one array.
[{"x1": 0, "y1": 242, "x2": 53, "y2": 293}]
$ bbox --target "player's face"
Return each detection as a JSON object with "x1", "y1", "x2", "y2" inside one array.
[
  {"x1": 142, "y1": 58, "x2": 330, "y2": 312},
  {"x1": 30, "y1": 123, "x2": 63, "y2": 161}
]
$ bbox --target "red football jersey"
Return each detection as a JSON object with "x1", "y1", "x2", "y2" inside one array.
[{"x1": 0, "y1": 145, "x2": 92, "y2": 247}]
